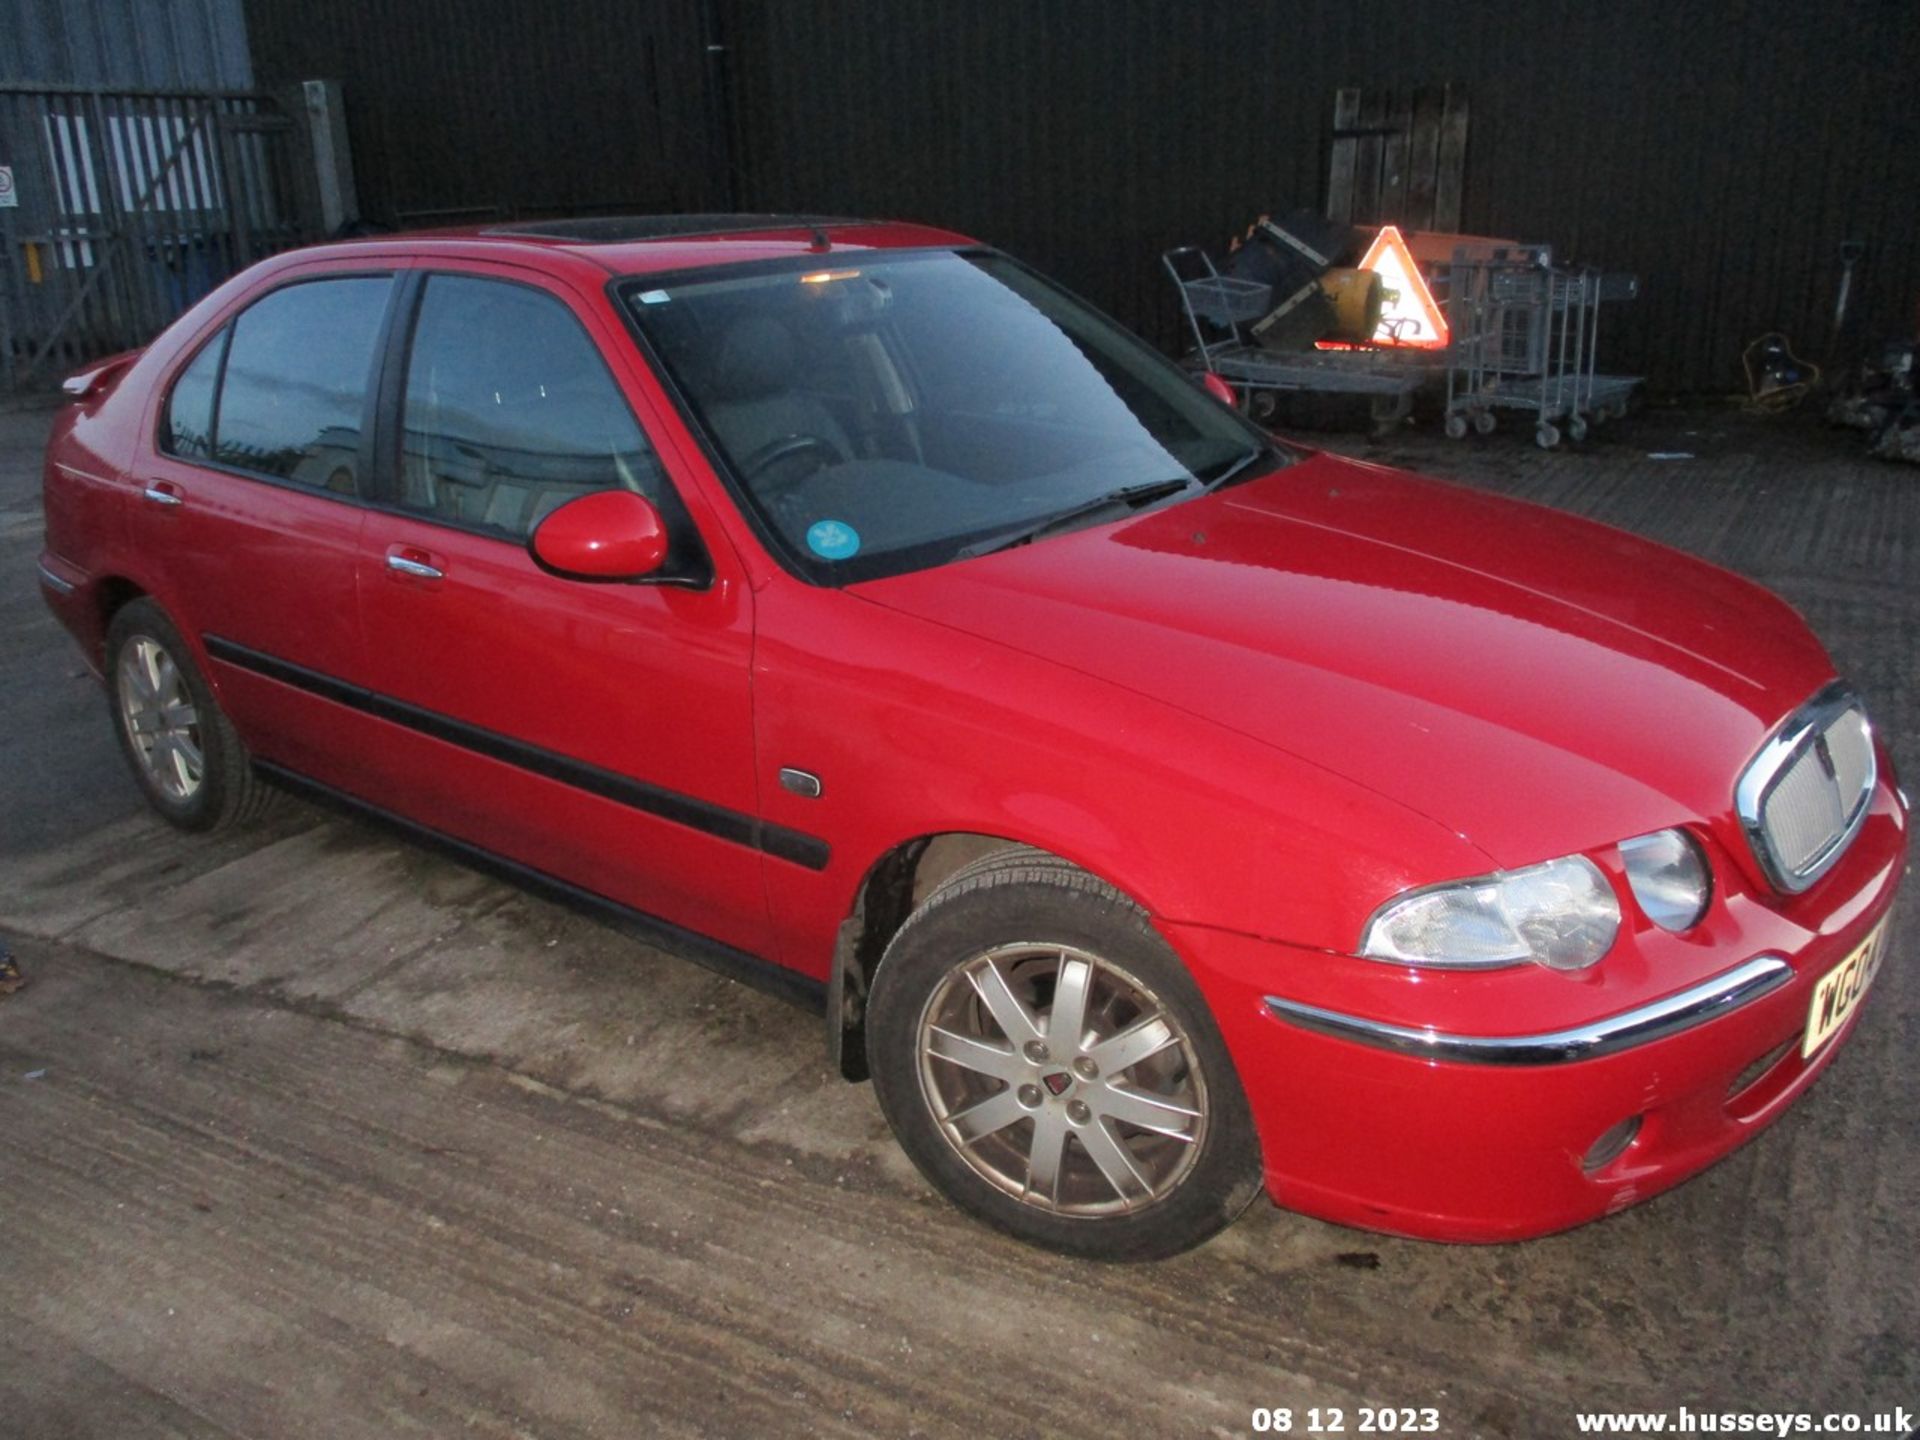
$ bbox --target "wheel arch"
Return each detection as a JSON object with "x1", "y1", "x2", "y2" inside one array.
[
  {"x1": 80, "y1": 574, "x2": 150, "y2": 671},
  {"x1": 828, "y1": 830, "x2": 1153, "y2": 1081}
]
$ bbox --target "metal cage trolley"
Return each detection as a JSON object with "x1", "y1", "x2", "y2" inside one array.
[
  {"x1": 1442, "y1": 248, "x2": 1641, "y2": 448},
  {"x1": 1163, "y1": 246, "x2": 1427, "y2": 434}
]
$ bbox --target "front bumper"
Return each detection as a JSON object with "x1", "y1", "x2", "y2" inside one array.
[
  {"x1": 1266, "y1": 953, "x2": 1795, "y2": 1065},
  {"x1": 1166, "y1": 785, "x2": 1908, "y2": 1242}
]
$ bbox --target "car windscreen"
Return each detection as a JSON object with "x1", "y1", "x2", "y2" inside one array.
[{"x1": 621, "y1": 249, "x2": 1282, "y2": 583}]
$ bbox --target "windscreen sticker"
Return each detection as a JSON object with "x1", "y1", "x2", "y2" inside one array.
[{"x1": 806, "y1": 520, "x2": 861, "y2": 560}]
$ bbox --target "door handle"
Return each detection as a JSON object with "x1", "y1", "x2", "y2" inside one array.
[
  {"x1": 387, "y1": 554, "x2": 444, "y2": 581},
  {"x1": 142, "y1": 483, "x2": 184, "y2": 507},
  {"x1": 385, "y1": 545, "x2": 445, "y2": 581}
]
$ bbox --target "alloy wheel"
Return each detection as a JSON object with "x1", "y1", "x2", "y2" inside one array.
[
  {"x1": 914, "y1": 942, "x2": 1208, "y2": 1216},
  {"x1": 117, "y1": 635, "x2": 203, "y2": 802}
]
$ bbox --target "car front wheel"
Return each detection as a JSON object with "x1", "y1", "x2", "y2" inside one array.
[{"x1": 867, "y1": 848, "x2": 1263, "y2": 1259}]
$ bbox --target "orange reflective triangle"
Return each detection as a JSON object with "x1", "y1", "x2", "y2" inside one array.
[{"x1": 1358, "y1": 225, "x2": 1449, "y2": 349}]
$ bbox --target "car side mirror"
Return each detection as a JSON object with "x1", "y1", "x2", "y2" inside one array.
[
  {"x1": 1200, "y1": 372, "x2": 1238, "y2": 408},
  {"x1": 530, "y1": 489, "x2": 669, "y2": 581}
]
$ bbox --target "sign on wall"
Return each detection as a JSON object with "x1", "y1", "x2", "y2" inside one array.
[{"x1": 0, "y1": 166, "x2": 18, "y2": 208}]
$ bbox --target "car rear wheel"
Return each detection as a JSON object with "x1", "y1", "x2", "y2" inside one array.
[
  {"x1": 106, "y1": 599, "x2": 271, "y2": 831},
  {"x1": 867, "y1": 848, "x2": 1262, "y2": 1259}
]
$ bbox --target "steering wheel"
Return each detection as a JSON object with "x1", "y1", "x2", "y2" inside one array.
[{"x1": 741, "y1": 433, "x2": 846, "y2": 486}]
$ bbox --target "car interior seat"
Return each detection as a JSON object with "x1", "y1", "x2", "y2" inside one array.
[{"x1": 699, "y1": 314, "x2": 853, "y2": 475}]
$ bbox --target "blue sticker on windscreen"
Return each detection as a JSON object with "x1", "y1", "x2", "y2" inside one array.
[{"x1": 806, "y1": 519, "x2": 861, "y2": 560}]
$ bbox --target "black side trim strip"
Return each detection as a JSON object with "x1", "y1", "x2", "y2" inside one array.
[
  {"x1": 205, "y1": 634, "x2": 830, "y2": 871},
  {"x1": 209, "y1": 635, "x2": 364, "y2": 709},
  {"x1": 254, "y1": 760, "x2": 827, "y2": 1014}
]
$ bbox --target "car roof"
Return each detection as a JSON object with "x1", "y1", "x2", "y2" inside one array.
[
  {"x1": 483, "y1": 213, "x2": 859, "y2": 243},
  {"x1": 288, "y1": 214, "x2": 979, "y2": 279}
]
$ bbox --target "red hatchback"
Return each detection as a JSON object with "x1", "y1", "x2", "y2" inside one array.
[{"x1": 39, "y1": 216, "x2": 1907, "y2": 1258}]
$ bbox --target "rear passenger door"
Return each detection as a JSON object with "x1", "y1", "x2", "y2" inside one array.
[
  {"x1": 137, "y1": 267, "x2": 400, "y2": 779},
  {"x1": 352, "y1": 265, "x2": 776, "y2": 957}
]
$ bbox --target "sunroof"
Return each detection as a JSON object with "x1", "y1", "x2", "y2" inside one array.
[{"x1": 483, "y1": 214, "x2": 861, "y2": 244}]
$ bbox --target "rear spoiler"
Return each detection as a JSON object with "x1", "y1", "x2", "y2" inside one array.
[{"x1": 61, "y1": 348, "x2": 143, "y2": 401}]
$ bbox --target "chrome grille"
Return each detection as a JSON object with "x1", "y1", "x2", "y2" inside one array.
[
  {"x1": 1766, "y1": 744, "x2": 1847, "y2": 875},
  {"x1": 1825, "y1": 709, "x2": 1874, "y2": 803},
  {"x1": 1735, "y1": 683, "x2": 1877, "y2": 893}
]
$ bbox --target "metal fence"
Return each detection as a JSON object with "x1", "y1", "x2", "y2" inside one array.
[{"x1": 0, "y1": 83, "x2": 309, "y2": 388}]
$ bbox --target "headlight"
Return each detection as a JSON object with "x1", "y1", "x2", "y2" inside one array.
[
  {"x1": 1360, "y1": 855, "x2": 1620, "y2": 971},
  {"x1": 1619, "y1": 828, "x2": 1711, "y2": 931}
]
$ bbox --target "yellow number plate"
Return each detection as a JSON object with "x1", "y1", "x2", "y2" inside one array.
[{"x1": 1802, "y1": 921, "x2": 1888, "y2": 1060}]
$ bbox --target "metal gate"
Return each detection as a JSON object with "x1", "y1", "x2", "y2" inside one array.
[{"x1": 0, "y1": 84, "x2": 313, "y2": 389}]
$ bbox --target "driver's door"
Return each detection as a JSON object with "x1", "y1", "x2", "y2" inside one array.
[{"x1": 350, "y1": 263, "x2": 774, "y2": 957}]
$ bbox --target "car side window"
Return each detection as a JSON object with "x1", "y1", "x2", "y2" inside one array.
[
  {"x1": 397, "y1": 274, "x2": 666, "y2": 541},
  {"x1": 213, "y1": 276, "x2": 393, "y2": 494},
  {"x1": 161, "y1": 327, "x2": 228, "y2": 461}
]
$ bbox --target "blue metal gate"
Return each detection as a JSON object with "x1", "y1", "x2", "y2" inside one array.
[{"x1": 0, "y1": 83, "x2": 311, "y2": 388}]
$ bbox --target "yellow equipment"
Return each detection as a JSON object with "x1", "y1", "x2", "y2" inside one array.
[{"x1": 1318, "y1": 267, "x2": 1383, "y2": 343}]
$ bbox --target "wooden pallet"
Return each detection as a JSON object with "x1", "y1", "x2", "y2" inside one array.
[{"x1": 1326, "y1": 84, "x2": 1469, "y2": 233}]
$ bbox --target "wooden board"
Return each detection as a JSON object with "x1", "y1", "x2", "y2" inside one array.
[
  {"x1": 1351, "y1": 88, "x2": 1386, "y2": 225},
  {"x1": 1326, "y1": 87, "x2": 1361, "y2": 224},
  {"x1": 1434, "y1": 84, "x2": 1470, "y2": 232},
  {"x1": 1378, "y1": 89, "x2": 1413, "y2": 224},
  {"x1": 1405, "y1": 86, "x2": 1444, "y2": 228}
]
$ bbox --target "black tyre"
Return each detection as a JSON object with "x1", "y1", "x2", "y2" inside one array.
[
  {"x1": 866, "y1": 848, "x2": 1263, "y2": 1260},
  {"x1": 106, "y1": 598, "x2": 272, "y2": 831}
]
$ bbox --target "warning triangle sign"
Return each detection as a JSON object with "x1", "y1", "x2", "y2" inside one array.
[{"x1": 1357, "y1": 225, "x2": 1449, "y2": 349}]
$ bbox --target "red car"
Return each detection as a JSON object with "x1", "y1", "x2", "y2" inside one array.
[{"x1": 39, "y1": 216, "x2": 1907, "y2": 1258}]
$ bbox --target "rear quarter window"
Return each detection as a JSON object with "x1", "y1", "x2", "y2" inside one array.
[
  {"x1": 161, "y1": 328, "x2": 227, "y2": 461},
  {"x1": 211, "y1": 276, "x2": 394, "y2": 494}
]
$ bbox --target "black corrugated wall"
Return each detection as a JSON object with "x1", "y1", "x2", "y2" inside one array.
[
  {"x1": 245, "y1": 0, "x2": 1920, "y2": 394},
  {"x1": 244, "y1": 0, "x2": 732, "y2": 226}
]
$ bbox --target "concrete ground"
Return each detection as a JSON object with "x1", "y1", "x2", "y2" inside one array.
[{"x1": 1, "y1": 395, "x2": 1914, "y2": 1439}]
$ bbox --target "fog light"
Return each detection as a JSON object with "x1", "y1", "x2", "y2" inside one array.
[{"x1": 1582, "y1": 1116, "x2": 1642, "y2": 1173}]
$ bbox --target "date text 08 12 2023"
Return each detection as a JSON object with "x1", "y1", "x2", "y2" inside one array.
[{"x1": 1251, "y1": 1406, "x2": 1442, "y2": 1434}]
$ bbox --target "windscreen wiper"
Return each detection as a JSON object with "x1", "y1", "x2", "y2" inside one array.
[
  {"x1": 1194, "y1": 442, "x2": 1279, "y2": 494},
  {"x1": 957, "y1": 477, "x2": 1195, "y2": 559}
]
